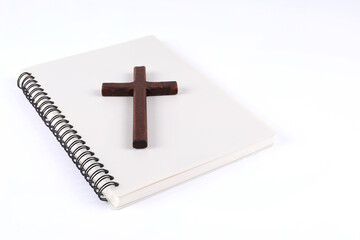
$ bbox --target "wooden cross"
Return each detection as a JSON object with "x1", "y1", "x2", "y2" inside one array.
[{"x1": 102, "y1": 66, "x2": 178, "y2": 149}]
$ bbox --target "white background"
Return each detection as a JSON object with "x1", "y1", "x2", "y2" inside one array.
[{"x1": 1, "y1": 0, "x2": 360, "y2": 239}]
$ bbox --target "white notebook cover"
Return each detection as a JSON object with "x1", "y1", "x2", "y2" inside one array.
[{"x1": 24, "y1": 36, "x2": 274, "y2": 209}]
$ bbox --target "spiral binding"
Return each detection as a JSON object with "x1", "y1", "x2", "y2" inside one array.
[{"x1": 17, "y1": 72, "x2": 119, "y2": 201}]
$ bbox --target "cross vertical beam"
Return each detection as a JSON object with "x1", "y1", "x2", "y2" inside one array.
[{"x1": 133, "y1": 66, "x2": 147, "y2": 148}]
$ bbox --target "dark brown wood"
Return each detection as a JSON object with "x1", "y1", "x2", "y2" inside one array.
[{"x1": 102, "y1": 66, "x2": 178, "y2": 149}]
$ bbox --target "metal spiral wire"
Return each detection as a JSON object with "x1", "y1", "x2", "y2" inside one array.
[{"x1": 17, "y1": 72, "x2": 119, "y2": 201}]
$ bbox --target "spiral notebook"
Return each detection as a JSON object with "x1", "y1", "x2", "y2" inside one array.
[{"x1": 17, "y1": 36, "x2": 274, "y2": 209}]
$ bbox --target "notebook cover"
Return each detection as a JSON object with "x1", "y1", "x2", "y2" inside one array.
[{"x1": 23, "y1": 36, "x2": 274, "y2": 208}]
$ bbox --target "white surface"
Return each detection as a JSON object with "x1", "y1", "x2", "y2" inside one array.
[
  {"x1": 25, "y1": 36, "x2": 274, "y2": 208},
  {"x1": 1, "y1": 0, "x2": 360, "y2": 239}
]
